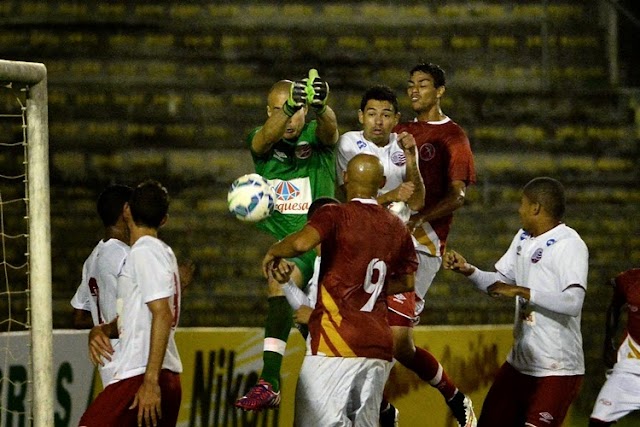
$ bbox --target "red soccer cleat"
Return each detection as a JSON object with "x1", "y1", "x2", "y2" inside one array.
[{"x1": 234, "y1": 379, "x2": 281, "y2": 411}]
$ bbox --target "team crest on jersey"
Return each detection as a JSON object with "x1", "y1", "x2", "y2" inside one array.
[
  {"x1": 295, "y1": 141, "x2": 312, "y2": 159},
  {"x1": 598, "y1": 398, "x2": 613, "y2": 406},
  {"x1": 356, "y1": 139, "x2": 367, "y2": 149},
  {"x1": 419, "y1": 143, "x2": 435, "y2": 161},
  {"x1": 274, "y1": 181, "x2": 301, "y2": 201},
  {"x1": 546, "y1": 239, "x2": 556, "y2": 246},
  {"x1": 391, "y1": 151, "x2": 406, "y2": 166},
  {"x1": 531, "y1": 248, "x2": 543, "y2": 263}
]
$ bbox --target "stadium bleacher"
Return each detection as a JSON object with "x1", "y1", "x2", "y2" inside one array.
[{"x1": 2, "y1": 0, "x2": 639, "y2": 421}]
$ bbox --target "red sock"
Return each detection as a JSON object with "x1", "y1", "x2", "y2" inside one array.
[{"x1": 408, "y1": 347, "x2": 457, "y2": 401}]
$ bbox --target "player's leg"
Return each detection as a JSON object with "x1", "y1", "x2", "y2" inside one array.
[
  {"x1": 158, "y1": 370, "x2": 182, "y2": 427},
  {"x1": 350, "y1": 357, "x2": 394, "y2": 427},
  {"x1": 294, "y1": 355, "x2": 353, "y2": 427},
  {"x1": 525, "y1": 374, "x2": 582, "y2": 427},
  {"x1": 235, "y1": 251, "x2": 315, "y2": 411},
  {"x1": 477, "y1": 362, "x2": 525, "y2": 427},
  {"x1": 388, "y1": 316, "x2": 474, "y2": 426},
  {"x1": 79, "y1": 375, "x2": 144, "y2": 426}
]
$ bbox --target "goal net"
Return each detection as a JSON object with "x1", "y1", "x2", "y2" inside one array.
[{"x1": 0, "y1": 60, "x2": 52, "y2": 427}]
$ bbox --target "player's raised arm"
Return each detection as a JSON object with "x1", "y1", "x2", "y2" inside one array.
[
  {"x1": 306, "y1": 69, "x2": 339, "y2": 146},
  {"x1": 262, "y1": 225, "x2": 322, "y2": 278},
  {"x1": 251, "y1": 80, "x2": 307, "y2": 155},
  {"x1": 397, "y1": 132, "x2": 424, "y2": 211}
]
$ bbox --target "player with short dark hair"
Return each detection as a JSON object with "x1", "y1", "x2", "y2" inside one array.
[
  {"x1": 70, "y1": 184, "x2": 132, "y2": 386},
  {"x1": 80, "y1": 179, "x2": 183, "y2": 427},
  {"x1": 445, "y1": 176, "x2": 588, "y2": 427},
  {"x1": 337, "y1": 83, "x2": 475, "y2": 427},
  {"x1": 392, "y1": 63, "x2": 477, "y2": 427}
]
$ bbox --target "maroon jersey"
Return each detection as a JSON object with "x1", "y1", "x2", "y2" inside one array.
[
  {"x1": 307, "y1": 199, "x2": 418, "y2": 361},
  {"x1": 394, "y1": 119, "x2": 475, "y2": 255},
  {"x1": 613, "y1": 269, "x2": 640, "y2": 344}
]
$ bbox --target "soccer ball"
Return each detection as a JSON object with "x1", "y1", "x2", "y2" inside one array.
[{"x1": 227, "y1": 173, "x2": 276, "y2": 222}]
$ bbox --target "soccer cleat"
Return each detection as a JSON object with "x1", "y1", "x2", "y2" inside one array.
[
  {"x1": 447, "y1": 392, "x2": 477, "y2": 427},
  {"x1": 379, "y1": 402, "x2": 399, "y2": 427},
  {"x1": 234, "y1": 379, "x2": 281, "y2": 411}
]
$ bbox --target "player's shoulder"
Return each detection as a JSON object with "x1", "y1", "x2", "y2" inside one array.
[
  {"x1": 338, "y1": 130, "x2": 363, "y2": 144},
  {"x1": 615, "y1": 269, "x2": 640, "y2": 287},
  {"x1": 100, "y1": 238, "x2": 129, "y2": 263},
  {"x1": 135, "y1": 235, "x2": 175, "y2": 258},
  {"x1": 546, "y1": 225, "x2": 588, "y2": 253}
]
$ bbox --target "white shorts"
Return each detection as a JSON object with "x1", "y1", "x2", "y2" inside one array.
[
  {"x1": 414, "y1": 250, "x2": 442, "y2": 316},
  {"x1": 294, "y1": 355, "x2": 393, "y2": 427},
  {"x1": 590, "y1": 336, "x2": 640, "y2": 422}
]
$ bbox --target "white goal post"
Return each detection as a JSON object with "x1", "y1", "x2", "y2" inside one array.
[{"x1": 0, "y1": 59, "x2": 52, "y2": 427}]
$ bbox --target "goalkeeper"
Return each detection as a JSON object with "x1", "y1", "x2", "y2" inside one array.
[{"x1": 235, "y1": 70, "x2": 339, "y2": 412}]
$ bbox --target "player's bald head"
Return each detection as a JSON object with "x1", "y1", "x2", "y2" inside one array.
[
  {"x1": 344, "y1": 153, "x2": 385, "y2": 198},
  {"x1": 267, "y1": 80, "x2": 292, "y2": 107}
]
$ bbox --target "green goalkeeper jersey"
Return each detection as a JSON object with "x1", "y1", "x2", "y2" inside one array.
[{"x1": 248, "y1": 120, "x2": 336, "y2": 241}]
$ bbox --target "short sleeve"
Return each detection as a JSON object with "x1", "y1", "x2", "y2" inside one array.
[
  {"x1": 552, "y1": 238, "x2": 589, "y2": 290},
  {"x1": 494, "y1": 230, "x2": 525, "y2": 283},
  {"x1": 307, "y1": 204, "x2": 339, "y2": 242},
  {"x1": 130, "y1": 246, "x2": 173, "y2": 304}
]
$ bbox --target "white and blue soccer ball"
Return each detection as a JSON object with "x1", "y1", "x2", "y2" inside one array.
[{"x1": 227, "y1": 173, "x2": 276, "y2": 222}]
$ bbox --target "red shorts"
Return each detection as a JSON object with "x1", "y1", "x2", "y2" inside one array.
[
  {"x1": 79, "y1": 370, "x2": 181, "y2": 427},
  {"x1": 386, "y1": 292, "x2": 417, "y2": 327},
  {"x1": 478, "y1": 362, "x2": 583, "y2": 427}
]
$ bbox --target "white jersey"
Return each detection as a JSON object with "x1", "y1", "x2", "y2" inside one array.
[
  {"x1": 336, "y1": 131, "x2": 406, "y2": 194},
  {"x1": 495, "y1": 224, "x2": 588, "y2": 377},
  {"x1": 111, "y1": 236, "x2": 182, "y2": 384},
  {"x1": 70, "y1": 238, "x2": 129, "y2": 386}
]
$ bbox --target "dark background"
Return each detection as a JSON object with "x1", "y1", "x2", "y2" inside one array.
[{"x1": 1, "y1": 0, "x2": 639, "y2": 421}]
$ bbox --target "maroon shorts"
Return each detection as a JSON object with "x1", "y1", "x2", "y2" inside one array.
[
  {"x1": 386, "y1": 291, "x2": 417, "y2": 327},
  {"x1": 79, "y1": 370, "x2": 181, "y2": 427},
  {"x1": 478, "y1": 362, "x2": 582, "y2": 427}
]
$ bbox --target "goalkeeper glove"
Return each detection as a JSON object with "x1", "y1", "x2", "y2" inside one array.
[
  {"x1": 304, "y1": 69, "x2": 329, "y2": 115},
  {"x1": 283, "y1": 80, "x2": 307, "y2": 117}
]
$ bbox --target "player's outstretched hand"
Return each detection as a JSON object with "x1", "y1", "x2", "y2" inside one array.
[
  {"x1": 283, "y1": 80, "x2": 307, "y2": 117},
  {"x1": 271, "y1": 258, "x2": 295, "y2": 284},
  {"x1": 443, "y1": 250, "x2": 466, "y2": 270},
  {"x1": 88, "y1": 324, "x2": 114, "y2": 366},
  {"x1": 487, "y1": 282, "x2": 525, "y2": 298},
  {"x1": 305, "y1": 69, "x2": 329, "y2": 114}
]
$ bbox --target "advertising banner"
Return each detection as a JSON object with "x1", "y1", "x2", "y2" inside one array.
[{"x1": 1, "y1": 326, "x2": 515, "y2": 426}]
